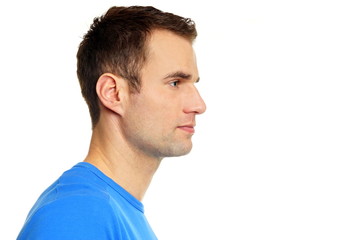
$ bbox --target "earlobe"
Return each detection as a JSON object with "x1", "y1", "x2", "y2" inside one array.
[{"x1": 96, "y1": 73, "x2": 127, "y2": 116}]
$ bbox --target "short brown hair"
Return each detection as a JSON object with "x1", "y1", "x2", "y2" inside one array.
[{"x1": 77, "y1": 6, "x2": 197, "y2": 128}]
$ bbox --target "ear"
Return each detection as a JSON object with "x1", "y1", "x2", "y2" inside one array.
[{"x1": 96, "y1": 73, "x2": 128, "y2": 116}]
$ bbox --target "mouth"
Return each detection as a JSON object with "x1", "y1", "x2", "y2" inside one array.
[{"x1": 177, "y1": 125, "x2": 195, "y2": 134}]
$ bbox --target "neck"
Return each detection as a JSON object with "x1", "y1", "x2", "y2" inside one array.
[{"x1": 84, "y1": 119, "x2": 161, "y2": 201}]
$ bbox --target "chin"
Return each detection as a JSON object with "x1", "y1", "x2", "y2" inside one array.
[{"x1": 162, "y1": 142, "x2": 193, "y2": 158}]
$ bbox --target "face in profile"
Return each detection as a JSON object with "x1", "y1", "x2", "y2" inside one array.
[{"x1": 120, "y1": 30, "x2": 206, "y2": 159}]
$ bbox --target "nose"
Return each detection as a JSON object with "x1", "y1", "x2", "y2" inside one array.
[{"x1": 183, "y1": 86, "x2": 206, "y2": 115}]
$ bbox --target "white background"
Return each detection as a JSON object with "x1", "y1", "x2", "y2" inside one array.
[{"x1": 1, "y1": 0, "x2": 359, "y2": 239}]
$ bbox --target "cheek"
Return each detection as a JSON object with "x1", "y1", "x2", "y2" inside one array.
[
  {"x1": 129, "y1": 97, "x2": 166, "y2": 129},
  {"x1": 129, "y1": 90, "x2": 182, "y2": 129}
]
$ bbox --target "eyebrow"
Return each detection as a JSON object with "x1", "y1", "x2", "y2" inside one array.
[{"x1": 163, "y1": 71, "x2": 200, "y2": 83}]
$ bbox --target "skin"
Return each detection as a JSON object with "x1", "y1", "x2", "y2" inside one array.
[{"x1": 84, "y1": 29, "x2": 206, "y2": 201}]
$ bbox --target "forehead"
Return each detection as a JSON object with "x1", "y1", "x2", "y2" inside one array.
[{"x1": 142, "y1": 29, "x2": 198, "y2": 79}]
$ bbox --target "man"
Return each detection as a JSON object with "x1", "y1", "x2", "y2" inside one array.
[{"x1": 17, "y1": 5, "x2": 206, "y2": 240}]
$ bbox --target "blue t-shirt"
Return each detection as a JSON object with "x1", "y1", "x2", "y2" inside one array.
[{"x1": 17, "y1": 162, "x2": 157, "y2": 240}]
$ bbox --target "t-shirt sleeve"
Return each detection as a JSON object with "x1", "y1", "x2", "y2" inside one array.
[{"x1": 17, "y1": 195, "x2": 121, "y2": 240}]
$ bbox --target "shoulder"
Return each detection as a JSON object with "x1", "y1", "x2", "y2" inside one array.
[
  {"x1": 17, "y1": 164, "x2": 122, "y2": 240},
  {"x1": 18, "y1": 194, "x2": 121, "y2": 240}
]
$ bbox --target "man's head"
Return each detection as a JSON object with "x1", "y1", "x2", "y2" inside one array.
[
  {"x1": 77, "y1": 6, "x2": 198, "y2": 128},
  {"x1": 77, "y1": 6, "x2": 206, "y2": 158}
]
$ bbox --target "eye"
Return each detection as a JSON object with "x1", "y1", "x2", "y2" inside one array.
[{"x1": 169, "y1": 80, "x2": 179, "y2": 87}]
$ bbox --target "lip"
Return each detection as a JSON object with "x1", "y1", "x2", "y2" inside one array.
[{"x1": 177, "y1": 125, "x2": 195, "y2": 134}]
